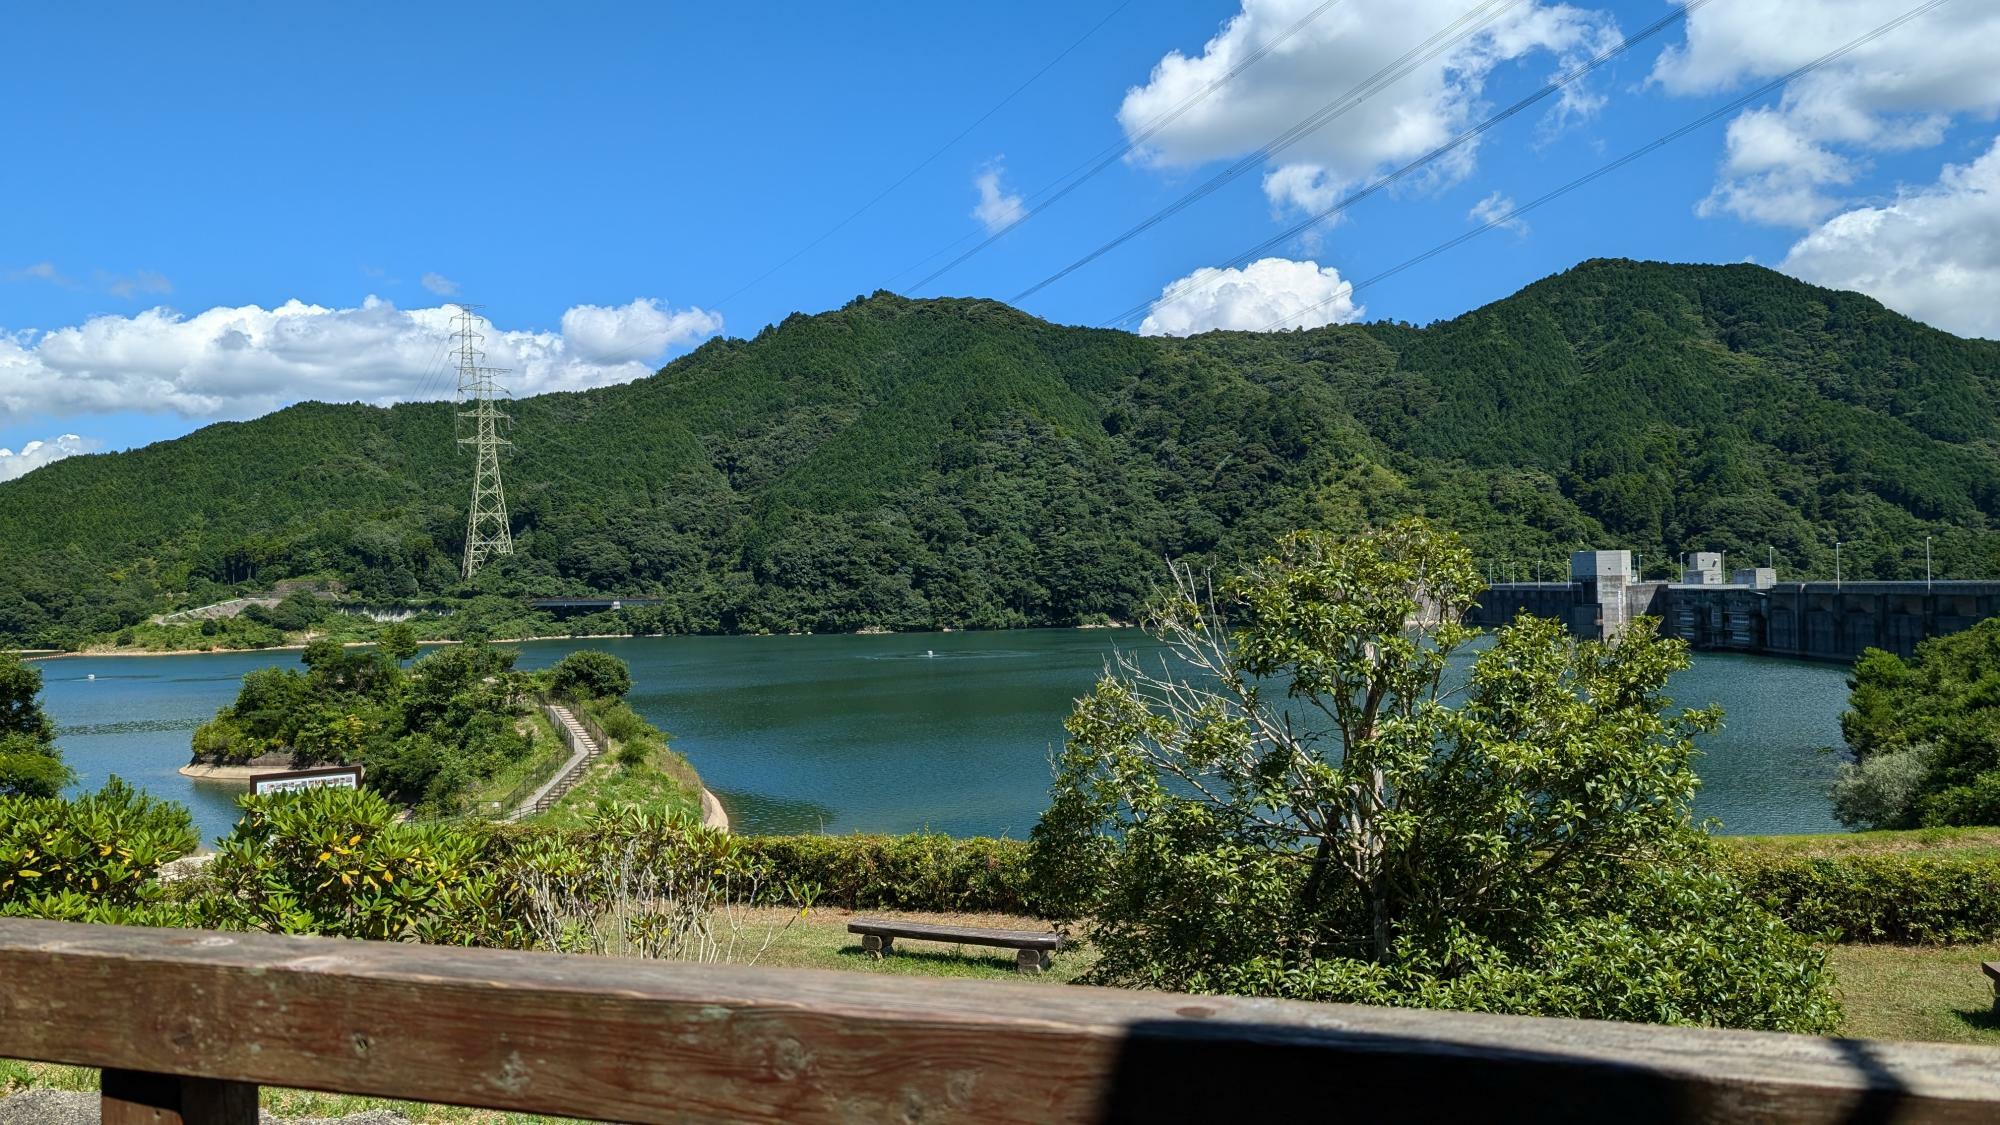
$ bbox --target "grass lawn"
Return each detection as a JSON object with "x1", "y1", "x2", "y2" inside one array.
[
  {"x1": 1726, "y1": 826, "x2": 2000, "y2": 861},
  {"x1": 1830, "y1": 943, "x2": 2000, "y2": 1046}
]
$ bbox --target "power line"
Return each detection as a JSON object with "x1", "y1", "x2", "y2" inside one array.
[
  {"x1": 1014, "y1": 0, "x2": 1531, "y2": 304},
  {"x1": 710, "y1": 0, "x2": 1137, "y2": 314},
  {"x1": 1250, "y1": 0, "x2": 1957, "y2": 335},
  {"x1": 894, "y1": 0, "x2": 1358, "y2": 295},
  {"x1": 1100, "y1": 0, "x2": 1711, "y2": 329}
]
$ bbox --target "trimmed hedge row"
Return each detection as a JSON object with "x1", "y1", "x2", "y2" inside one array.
[
  {"x1": 1724, "y1": 852, "x2": 2000, "y2": 945},
  {"x1": 733, "y1": 832, "x2": 2000, "y2": 941},
  {"x1": 742, "y1": 833, "x2": 1035, "y2": 915}
]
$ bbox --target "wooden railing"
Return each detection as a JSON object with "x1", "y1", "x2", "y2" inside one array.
[{"x1": 6, "y1": 918, "x2": 2000, "y2": 1123}]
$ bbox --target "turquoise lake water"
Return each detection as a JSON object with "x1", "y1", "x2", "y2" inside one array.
[{"x1": 35, "y1": 629, "x2": 1856, "y2": 845}]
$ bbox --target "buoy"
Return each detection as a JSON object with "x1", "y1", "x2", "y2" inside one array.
[
  {"x1": 85, "y1": 673, "x2": 95, "y2": 681},
  {"x1": 926, "y1": 650, "x2": 935, "y2": 658}
]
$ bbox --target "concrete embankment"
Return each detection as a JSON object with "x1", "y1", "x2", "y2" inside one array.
[
  {"x1": 176, "y1": 763, "x2": 263, "y2": 783},
  {"x1": 701, "y1": 787, "x2": 730, "y2": 832}
]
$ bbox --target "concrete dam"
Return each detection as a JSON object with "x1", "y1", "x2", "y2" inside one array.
[{"x1": 1469, "y1": 551, "x2": 2000, "y2": 662}]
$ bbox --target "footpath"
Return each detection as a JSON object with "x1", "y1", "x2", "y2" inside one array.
[{"x1": 506, "y1": 703, "x2": 730, "y2": 830}]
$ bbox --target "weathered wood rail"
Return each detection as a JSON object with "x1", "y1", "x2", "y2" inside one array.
[{"x1": 7, "y1": 918, "x2": 2000, "y2": 1123}]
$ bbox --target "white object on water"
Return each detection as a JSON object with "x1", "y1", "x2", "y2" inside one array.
[
  {"x1": 85, "y1": 674, "x2": 95, "y2": 681},
  {"x1": 926, "y1": 650, "x2": 934, "y2": 658}
]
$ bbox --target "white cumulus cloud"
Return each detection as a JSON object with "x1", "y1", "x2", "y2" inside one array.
[
  {"x1": 1653, "y1": 0, "x2": 2000, "y2": 226},
  {"x1": 559, "y1": 298, "x2": 725, "y2": 363},
  {"x1": 1469, "y1": 190, "x2": 1527, "y2": 234},
  {"x1": 0, "y1": 433, "x2": 99, "y2": 482},
  {"x1": 0, "y1": 296, "x2": 724, "y2": 422},
  {"x1": 971, "y1": 162, "x2": 1027, "y2": 233},
  {"x1": 1780, "y1": 135, "x2": 2000, "y2": 339},
  {"x1": 1118, "y1": 0, "x2": 1621, "y2": 218},
  {"x1": 1138, "y1": 257, "x2": 1364, "y2": 336}
]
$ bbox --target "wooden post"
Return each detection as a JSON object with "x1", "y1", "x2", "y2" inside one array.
[{"x1": 102, "y1": 1069, "x2": 256, "y2": 1125}]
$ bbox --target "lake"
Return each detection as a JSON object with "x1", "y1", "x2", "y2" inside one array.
[{"x1": 36, "y1": 629, "x2": 1856, "y2": 844}]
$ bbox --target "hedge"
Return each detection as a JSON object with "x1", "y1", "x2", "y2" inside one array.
[
  {"x1": 742, "y1": 833, "x2": 1035, "y2": 915},
  {"x1": 740, "y1": 835, "x2": 2000, "y2": 940},
  {"x1": 1726, "y1": 852, "x2": 2000, "y2": 945}
]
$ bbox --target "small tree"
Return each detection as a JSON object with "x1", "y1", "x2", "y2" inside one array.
[
  {"x1": 1030, "y1": 519, "x2": 1836, "y2": 1032},
  {"x1": 549, "y1": 650, "x2": 633, "y2": 701},
  {"x1": 379, "y1": 621, "x2": 421, "y2": 664},
  {"x1": 0, "y1": 651, "x2": 69, "y2": 798}
]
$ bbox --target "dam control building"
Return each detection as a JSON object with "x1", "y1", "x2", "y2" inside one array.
[{"x1": 1468, "y1": 550, "x2": 2000, "y2": 661}]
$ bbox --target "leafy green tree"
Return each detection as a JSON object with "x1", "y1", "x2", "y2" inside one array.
[
  {"x1": 0, "y1": 652, "x2": 68, "y2": 798},
  {"x1": 379, "y1": 621, "x2": 421, "y2": 663},
  {"x1": 548, "y1": 650, "x2": 633, "y2": 701},
  {"x1": 1836, "y1": 619, "x2": 2000, "y2": 828},
  {"x1": 1030, "y1": 519, "x2": 1836, "y2": 1032},
  {"x1": 246, "y1": 590, "x2": 327, "y2": 632}
]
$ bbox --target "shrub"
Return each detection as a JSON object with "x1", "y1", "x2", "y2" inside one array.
[
  {"x1": 585, "y1": 699, "x2": 649, "y2": 743},
  {"x1": 1832, "y1": 745, "x2": 1935, "y2": 829},
  {"x1": 1726, "y1": 850, "x2": 2000, "y2": 944},
  {"x1": 745, "y1": 833, "x2": 1035, "y2": 913},
  {"x1": 549, "y1": 650, "x2": 633, "y2": 701},
  {"x1": 202, "y1": 787, "x2": 513, "y2": 944},
  {"x1": 0, "y1": 778, "x2": 198, "y2": 924},
  {"x1": 500, "y1": 806, "x2": 803, "y2": 961}
]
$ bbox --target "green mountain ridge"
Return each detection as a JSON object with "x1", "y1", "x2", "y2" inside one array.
[{"x1": 3, "y1": 258, "x2": 1997, "y2": 645}]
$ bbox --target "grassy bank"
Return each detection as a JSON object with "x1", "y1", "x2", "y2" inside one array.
[{"x1": 1725, "y1": 827, "x2": 2000, "y2": 861}]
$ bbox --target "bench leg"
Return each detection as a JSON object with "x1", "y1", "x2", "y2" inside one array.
[
  {"x1": 862, "y1": 934, "x2": 893, "y2": 959},
  {"x1": 1991, "y1": 975, "x2": 2000, "y2": 1016},
  {"x1": 1016, "y1": 948, "x2": 1047, "y2": 976}
]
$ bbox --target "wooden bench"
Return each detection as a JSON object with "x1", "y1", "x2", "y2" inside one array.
[
  {"x1": 849, "y1": 917, "x2": 1064, "y2": 974},
  {"x1": 1981, "y1": 961, "x2": 2000, "y2": 1012}
]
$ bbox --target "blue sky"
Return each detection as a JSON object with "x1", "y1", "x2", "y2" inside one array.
[{"x1": 3, "y1": 0, "x2": 1996, "y2": 475}]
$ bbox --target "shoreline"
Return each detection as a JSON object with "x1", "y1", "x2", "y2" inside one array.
[
  {"x1": 177, "y1": 763, "x2": 263, "y2": 783},
  {"x1": 19, "y1": 633, "x2": 643, "y2": 661},
  {"x1": 14, "y1": 625, "x2": 1137, "y2": 662}
]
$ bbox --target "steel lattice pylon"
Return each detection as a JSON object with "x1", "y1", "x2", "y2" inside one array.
[{"x1": 451, "y1": 305, "x2": 514, "y2": 578}]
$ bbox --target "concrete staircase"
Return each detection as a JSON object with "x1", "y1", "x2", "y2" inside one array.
[{"x1": 505, "y1": 703, "x2": 602, "y2": 821}]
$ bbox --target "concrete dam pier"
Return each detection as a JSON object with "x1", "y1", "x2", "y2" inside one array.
[{"x1": 1469, "y1": 551, "x2": 2000, "y2": 662}]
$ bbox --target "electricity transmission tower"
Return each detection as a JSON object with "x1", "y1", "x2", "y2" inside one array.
[{"x1": 451, "y1": 305, "x2": 514, "y2": 578}]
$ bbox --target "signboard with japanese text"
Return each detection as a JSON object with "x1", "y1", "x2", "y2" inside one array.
[{"x1": 251, "y1": 766, "x2": 363, "y2": 796}]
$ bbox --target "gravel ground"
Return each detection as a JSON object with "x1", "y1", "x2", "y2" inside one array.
[{"x1": 0, "y1": 1089, "x2": 410, "y2": 1125}]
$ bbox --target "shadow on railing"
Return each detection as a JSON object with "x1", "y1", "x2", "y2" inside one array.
[{"x1": 4, "y1": 918, "x2": 1999, "y2": 1123}]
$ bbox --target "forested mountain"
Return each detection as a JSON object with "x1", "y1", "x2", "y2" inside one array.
[{"x1": 3, "y1": 258, "x2": 1997, "y2": 646}]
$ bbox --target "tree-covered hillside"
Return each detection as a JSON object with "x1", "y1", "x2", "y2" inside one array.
[{"x1": 2, "y1": 259, "x2": 1996, "y2": 646}]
